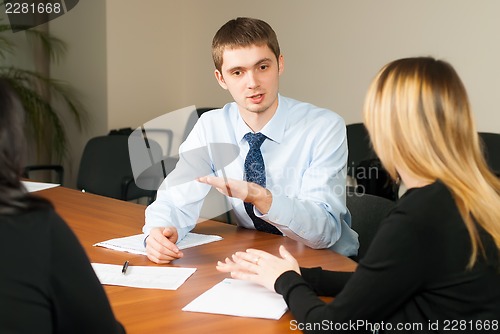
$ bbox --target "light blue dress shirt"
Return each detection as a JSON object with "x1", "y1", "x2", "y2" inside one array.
[{"x1": 144, "y1": 95, "x2": 359, "y2": 256}]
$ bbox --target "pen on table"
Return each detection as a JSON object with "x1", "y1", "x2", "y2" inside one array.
[{"x1": 121, "y1": 260, "x2": 129, "y2": 275}]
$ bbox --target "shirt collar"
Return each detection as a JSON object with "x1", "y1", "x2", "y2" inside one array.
[{"x1": 235, "y1": 94, "x2": 287, "y2": 145}]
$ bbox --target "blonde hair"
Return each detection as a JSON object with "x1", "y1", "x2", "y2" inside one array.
[{"x1": 363, "y1": 57, "x2": 500, "y2": 267}]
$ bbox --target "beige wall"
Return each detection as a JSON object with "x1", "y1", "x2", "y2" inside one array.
[
  {"x1": 106, "y1": 1, "x2": 184, "y2": 129},
  {"x1": 48, "y1": 0, "x2": 499, "y2": 187},
  {"x1": 48, "y1": 0, "x2": 107, "y2": 186},
  {"x1": 177, "y1": 0, "x2": 500, "y2": 129}
]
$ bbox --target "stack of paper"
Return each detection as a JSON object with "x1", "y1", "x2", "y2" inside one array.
[
  {"x1": 91, "y1": 263, "x2": 196, "y2": 290},
  {"x1": 182, "y1": 278, "x2": 288, "y2": 320},
  {"x1": 22, "y1": 181, "x2": 59, "y2": 192},
  {"x1": 94, "y1": 232, "x2": 222, "y2": 255}
]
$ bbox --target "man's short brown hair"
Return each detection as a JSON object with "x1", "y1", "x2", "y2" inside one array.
[{"x1": 212, "y1": 17, "x2": 281, "y2": 72}]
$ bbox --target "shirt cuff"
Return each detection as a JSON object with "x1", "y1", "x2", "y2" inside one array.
[
  {"x1": 175, "y1": 225, "x2": 193, "y2": 242},
  {"x1": 257, "y1": 191, "x2": 291, "y2": 227},
  {"x1": 143, "y1": 224, "x2": 193, "y2": 245}
]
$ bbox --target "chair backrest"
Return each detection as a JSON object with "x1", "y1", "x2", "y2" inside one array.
[
  {"x1": 139, "y1": 128, "x2": 174, "y2": 157},
  {"x1": 346, "y1": 123, "x2": 398, "y2": 200},
  {"x1": 479, "y1": 132, "x2": 500, "y2": 176},
  {"x1": 196, "y1": 107, "x2": 217, "y2": 118},
  {"x1": 346, "y1": 123, "x2": 375, "y2": 176},
  {"x1": 182, "y1": 109, "x2": 200, "y2": 142},
  {"x1": 182, "y1": 107, "x2": 233, "y2": 224},
  {"x1": 347, "y1": 191, "x2": 395, "y2": 261},
  {"x1": 23, "y1": 164, "x2": 64, "y2": 185},
  {"x1": 77, "y1": 135, "x2": 156, "y2": 201},
  {"x1": 181, "y1": 107, "x2": 218, "y2": 142}
]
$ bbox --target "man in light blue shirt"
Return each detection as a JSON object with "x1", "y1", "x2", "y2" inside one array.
[{"x1": 144, "y1": 17, "x2": 358, "y2": 263}]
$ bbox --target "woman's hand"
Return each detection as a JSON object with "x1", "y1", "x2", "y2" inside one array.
[{"x1": 216, "y1": 245, "x2": 300, "y2": 291}]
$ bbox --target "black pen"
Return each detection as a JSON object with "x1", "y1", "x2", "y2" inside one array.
[{"x1": 121, "y1": 260, "x2": 129, "y2": 275}]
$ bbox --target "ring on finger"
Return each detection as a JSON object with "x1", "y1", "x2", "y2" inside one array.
[{"x1": 254, "y1": 257, "x2": 260, "y2": 265}]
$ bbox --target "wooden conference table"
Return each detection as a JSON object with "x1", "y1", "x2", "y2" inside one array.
[{"x1": 39, "y1": 186, "x2": 357, "y2": 334}]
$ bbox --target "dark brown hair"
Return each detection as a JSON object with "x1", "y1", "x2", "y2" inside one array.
[
  {"x1": 0, "y1": 79, "x2": 51, "y2": 214},
  {"x1": 212, "y1": 17, "x2": 280, "y2": 72}
]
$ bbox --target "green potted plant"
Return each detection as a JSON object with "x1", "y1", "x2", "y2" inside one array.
[{"x1": 0, "y1": 18, "x2": 86, "y2": 166}]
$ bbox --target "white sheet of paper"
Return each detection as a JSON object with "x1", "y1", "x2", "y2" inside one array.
[
  {"x1": 182, "y1": 278, "x2": 288, "y2": 320},
  {"x1": 93, "y1": 232, "x2": 222, "y2": 255},
  {"x1": 22, "y1": 181, "x2": 60, "y2": 192},
  {"x1": 91, "y1": 263, "x2": 196, "y2": 290}
]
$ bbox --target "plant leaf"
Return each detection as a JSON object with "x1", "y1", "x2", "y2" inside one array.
[{"x1": 0, "y1": 67, "x2": 88, "y2": 161}]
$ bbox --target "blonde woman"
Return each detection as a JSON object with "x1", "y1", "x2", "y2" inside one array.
[{"x1": 217, "y1": 57, "x2": 500, "y2": 332}]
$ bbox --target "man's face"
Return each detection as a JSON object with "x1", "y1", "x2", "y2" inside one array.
[{"x1": 215, "y1": 44, "x2": 284, "y2": 116}]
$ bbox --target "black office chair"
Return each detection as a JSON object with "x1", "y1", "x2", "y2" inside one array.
[
  {"x1": 23, "y1": 164, "x2": 64, "y2": 185},
  {"x1": 189, "y1": 107, "x2": 234, "y2": 224},
  {"x1": 77, "y1": 135, "x2": 159, "y2": 203},
  {"x1": 346, "y1": 123, "x2": 375, "y2": 177},
  {"x1": 347, "y1": 191, "x2": 395, "y2": 261},
  {"x1": 479, "y1": 132, "x2": 500, "y2": 177},
  {"x1": 182, "y1": 107, "x2": 218, "y2": 139},
  {"x1": 346, "y1": 123, "x2": 398, "y2": 200},
  {"x1": 196, "y1": 107, "x2": 217, "y2": 118},
  {"x1": 176, "y1": 107, "x2": 234, "y2": 224},
  {"x1": 145, "y1": 108, "x2": 207, "y2": 182}
]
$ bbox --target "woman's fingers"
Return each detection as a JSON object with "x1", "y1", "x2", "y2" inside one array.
[
  {"x1": 278, "y1": 245, "x2": 296, "y2": 262},
  {"x1": 232, "y1": 253, "x2": 260, "y2": 271}
]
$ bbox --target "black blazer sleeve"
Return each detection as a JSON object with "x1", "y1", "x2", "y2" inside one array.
[{"x1": 49, "y1": 211, "x2": 125, "y2": 333}]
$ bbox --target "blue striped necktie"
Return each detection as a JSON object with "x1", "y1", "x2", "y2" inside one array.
[{"x1": 243, "y1": 132, "x2": 282, "y2": 235}]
